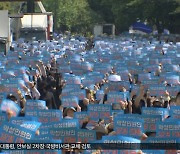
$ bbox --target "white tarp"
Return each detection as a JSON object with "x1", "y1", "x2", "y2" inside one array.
[
  {"x1": 0, "y1": 10, "x2": 10, "y2": 38},
  {"x1": 21, "y1": 15, "x2": 47, "y2": 28}
]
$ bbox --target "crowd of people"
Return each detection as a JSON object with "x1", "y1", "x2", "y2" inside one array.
[{"x1": 0, "y1": 33, "x2": 179, "y2": 154}]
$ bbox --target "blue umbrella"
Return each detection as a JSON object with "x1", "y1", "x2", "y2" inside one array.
[{"x1": 132, "y1": 22, "x2": 152, "y2": 34}]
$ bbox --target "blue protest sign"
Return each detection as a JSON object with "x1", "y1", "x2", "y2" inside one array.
[
  {"x1": 77, "y1": 129, "x2": 96, "y2": 143},
  {"x1": 25, "y1": 110, "x2": 62, "y2": 123},
  {"x1": 82, "y1": 62, "x2": 94, "y2": 71},
  {"x1": 142, "y1": 150, "x2": 165, "y2": 154},
  {"x1": 141, "y1": 115, "x2": 162, "y2": 132},
  {"x1": 143, "y1": 137, "x2": 180, "y2": 144},
  {"x1": 149, "y1": 85, "x2": 166, "y2": 96},
  {"x1": 96, "y1": 90, "x2": 104, "y2": 100},
  {"x1": 40, "y1": 119, "x2": 79, "y2": 129},
  {"x1": 149, "y1": 59, "x2": 159, "y2": 65},
  {"x1": 112, "y1": 110, "x2": 124, "y2": 116},
  {"x1": 0, "y1": 99, "x2": 21, "y2": 117},
  {"x1": 107, "y1": 92, "x2": 126, "y2": 103},
  {"x1": 167, "y1": 87, "x2": 180, "y2": 97},
  {"x1": 156, "y1": 121, "x2": 180, "y2": 138},
  {"x1": 108, "y1": 81, "x2": 130, "y2": 91},
  {"x1": 0, "y1": 122, "x2": 36, "y2": 143},
  {"x1": 161, "y1": 58, "x2": 172, "y2": 64},
  {"x1": 142, "y1": 79, "x2": 159, "y2": 87},
  {"x1": 113, "y1": 114, "x2": 141, "y2": 119},
  {"x1": 88, "y1": 104, "x2": 112, "y2": 123},
  {"x1": 82, "y1": 78, "x2": 95, "y2": 87},
  {"x1": 69, "y1": 90, "x2": 86, "y2": 100},
  {"x1": 142, "y1": 107, "x2": 169, "y2": 120},
  {"x1": 0, "y1": 93, "x2": 6, "y2": 103},
  {"x1": 34, "y1": 134, "x2": 53, "y2": 141},
  {"x1": 50, "y1": 128, "x2": 77, "y2": 142},
  {"x1": 19, "y1": 121, "x2": 41, "y2": 132},
  {"x1": 114, "y1": 117, "x2": 144, "y2": 138},
  {"x1": 131, "y1": 85, "x2": 140, "y2": 95},
  {"x1": 102, "y1": 135, "x2": 141, "y2": 143},
  {"x1": 25, "y1": 100, "x2": 46, "y2": 110},
  {"x1": 170, "y1": 106, "x2": 180, "y2": 119},
  {"x1": 2, "y1": 82, "x2": 19, "y2": 93},
  {"x1": 61, "y1": 96, "x2": 79, "y2": 107},
  {"x1": 59, "y1": 66, "x2": 71, "y2": 73},
  {"x1": 65, "y1": 76, "x2": 81, "y2": 85},
  {"x1": 146, "y1": 65, "x2": 159, "y2": 72},
  {"x1": 87, "y1": 73, "x2": 104, "y2": 83},
  {"x1": 63, "y1": 84, "x2": 81, "y2": 92},
  {"x1": 74, "y1": 112, "x2": 89, "y2": 126},
  {"x1": 138, "y1": 73, "x2": 151, "y2": 81},
  {"x1": 164, "y1": 75, "x2": 179, "y2": 85},
  {"x1": 0, "y1": 112, "x2": 7, "y2": 125},
  {"x1": 10, "y1": 117, "x2": 38, "y2": 125}
]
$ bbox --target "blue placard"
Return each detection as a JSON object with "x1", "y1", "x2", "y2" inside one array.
[
  {"x1": 112, "y1": 110, "x2": 124, "y2": 116},
  {"x1": 164, "y1": 75, "x2": 179, "y2": 84},
  {"x1": 96, "y1": 90, "x2": 104, "y2": 100},
  {"x1": 34, "y1": 134, "x2": 53, "y2": 141},
  {"x1": 0, "y1": 93, "x2": 6, "y2": 103},
  {"x1": 167, "y1": 86, "x2": 180, "y2": 97},
  {"x1": 10, "y1": 117, "x2": 38, "y2": 125},
  {"x1": 0, "y1": 112, "x2": 7, "y2": 125},
  {"x1": 143, "y1": 137, "x2": 180, "y2": 143},
  {"x1": 61, "y1": 96, "x2": 79, "y2": 107},
  {"x1": 68, "y1": 90, "x2": 86, "y2": 100},
  {"x1": 25, "y1": 100, "x2": 46, "y2": 110},
  {"x1": 87, "y1": 104, "x2": 112, "y2": 123},
  {"x1": 107, "y1": 92, "x2": 126, "y2": 103},
  {"x1": 66, "y1": 76, "x2": 81, "y2": 85},
  {"x1": 49, "y1": 128, "x2": 77, "y2": 142},
  {"x1": 0, "y1": 99, "x2": 21, "y2": 117},
  {"x1": 19, "y1": 121, "x2": 41, "y2": 132},
  {"x1": 138, "y1": 73, "x2": 151, "y2": 81},
  {"x1": 102, "y1": 135, "x2": 141, "y2": 143},
  {"x1": 0, "y1": 122, "x2": 36, "y2": 143},
  {"x1": 142, "y1": 150, "x2": 165, "y2": 154},
  {"x1": 156, "y1": 121, "x2": 180, "y2": 138},
  {"x1": 40, "y1": 119, "x2": 79, "y2": 129},
  {"x1": 77, "y1": 129, "x2": 96, "y2": 143},
  {"x1": 113, "y1": 113, "x2": 141, "y2": 119},
  {"x1": 74, "y1": 112, "x2": 89, "y2": 126},
  {"x1": 170, "y1": 106, "x2": 180, "y2": 119},
  {"x1": 25, "y1": 110, "x2": 62, "y2": 123},
  {"x1": 142, "y1": 79, "x2": 159, "y2": 86},
  {"x1": 114, "y1": 117, "x2": 144, "y2": 138},
  {"x1": 142, "y1": 107, "x2": 169, "y2": 120},
  {"x1": 141, "y1": 115, "x2": 162, "y2": 132},
  {"x1": 62, "y1": 84, "x2": 81, "y2": 93},
  {"x1": 39, "y1": 128, "x2": 50, "y2": 136},
  {"x1": 109, "y1": 81, "x2": 131, "y2": 91},
  {"x1": 82, "y1": 78, "x2": 95, "y2": 87},
  {"x1": 131, "y1": 85, "x2": 140, "y2": 95},
  {"x1": 149, "y1": 85, "x2": 166, "y2": 96}
]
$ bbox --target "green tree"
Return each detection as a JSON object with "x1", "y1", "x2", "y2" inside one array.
[
  {"x1": 110, "y1": 0, "x2": 180, "y2": 33},
  {"x1": 44, "y1": 0, "x2": 100, "y2": 34},
  {"x1": 0, "y1": 2, "x2": 10, "y2": 10}
]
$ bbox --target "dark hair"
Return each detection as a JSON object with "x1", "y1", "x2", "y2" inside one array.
[
  {"x1": 86, "y1": 89, "x2": 91, "y2": 95},
  {"x1": 46, "y1": 84, "x2": 52, "y2": 90},
  {"x1": 153, "y1": 101, "x2": 163, "y2": 108},
  {"x1": 6, "y1": 94, "x2": 17, "y2": 102},
  {"x1": 25, "y1": 95, "x2": 32, "y2": 100},
  {"x1": 176, "y1": 92, "x2": 180, "y2": 102}
]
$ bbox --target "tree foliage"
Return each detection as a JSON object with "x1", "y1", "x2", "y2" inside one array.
[
  {"x1": 0, "y1": 0, "x2": 179, "y2": 34},
  {"x1": 44, "y1": 0, "x2": 100, "y2": 34}
]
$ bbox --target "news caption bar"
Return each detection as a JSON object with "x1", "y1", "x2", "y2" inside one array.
[{"x1": 0, "y1": 143, "x2": 179, "y2": 150}]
